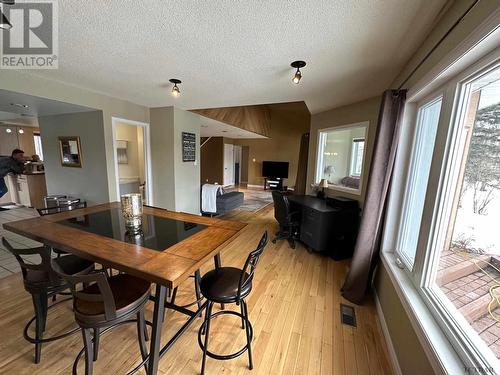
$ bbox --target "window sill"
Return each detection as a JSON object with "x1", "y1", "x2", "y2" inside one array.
[{"x1": 379, "y1": 251, "x2": 465, "y2": 375}]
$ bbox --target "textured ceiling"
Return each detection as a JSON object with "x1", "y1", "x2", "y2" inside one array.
[{"x1": 26, "y1": 0, "x2": 446, "y2": 114}]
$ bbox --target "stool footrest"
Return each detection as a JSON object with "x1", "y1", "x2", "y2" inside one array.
[{"x1": 197, "y1": 310, "x2": 253, "y2": 361}]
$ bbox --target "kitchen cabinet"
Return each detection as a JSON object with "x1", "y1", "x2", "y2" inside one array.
[
  {"x1": 0, "y1": 124, "x2": 38, "y2": 156},
  {"x1": 9, "y1": 173, "x2": 47, "y2": 208}
]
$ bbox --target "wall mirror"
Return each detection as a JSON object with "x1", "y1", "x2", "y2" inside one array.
[
  {"x1": 59, "y1": 136, "x2": 83, "y2": 168},
  {"x1": 315, "y1": 121, "x2": 368, "y2": 195}
]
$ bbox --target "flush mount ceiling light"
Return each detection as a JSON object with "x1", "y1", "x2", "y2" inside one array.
[
  {"x1": 169, "y1": 79, "x2": 181, "y2": 97},
  {"x1": 0, "y1": 9, "x2": 12, "y2": 30},
  {"x1": 11, "y1": 102, "x2": 28, "y2": 108},
  {"x1": 291, "y1": 60, "x2": 306, "y2": 84},
  {"x1": 5, "y1": 128, "x2": 12, "y2": 133},
  {"x1": 18, "y1": 128, "x2": 24, "y2": 134}
]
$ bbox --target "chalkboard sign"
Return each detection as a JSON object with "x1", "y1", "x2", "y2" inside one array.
[{"x1": 182, "y1": 132, "x2": 196, "y2": 162}]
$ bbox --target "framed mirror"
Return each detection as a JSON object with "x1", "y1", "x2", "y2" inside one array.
[
  {"x1": 315, "y1": 121, "x2": 368, "y2": 195},
  {"x1": 59, "y1": 136, "x2": 83, "y2": 168}
]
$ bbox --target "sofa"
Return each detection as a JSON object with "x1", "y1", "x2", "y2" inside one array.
[{"x1": 201, "y1": 186, "x2": 244, "y2": 215}]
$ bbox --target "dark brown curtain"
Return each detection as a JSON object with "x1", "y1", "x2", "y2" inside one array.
[
  {"x1": 295, "y1": 133, "x2": 309, "y2": 194},
  {"x1": 341, "y1": 90, "x2": 406, "y2": 304}
]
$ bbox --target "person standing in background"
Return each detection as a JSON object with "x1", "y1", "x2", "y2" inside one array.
[{"x1": 0, "y1": 149, "x2": 25, "y2": 211}]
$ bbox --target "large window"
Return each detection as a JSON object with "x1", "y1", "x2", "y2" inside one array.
[{"x1": 388, "y1": 59, "x2": 500, "y2": 372}]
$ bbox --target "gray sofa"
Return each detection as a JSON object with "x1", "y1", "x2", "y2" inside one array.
[{"x1": 201, "y1": 188, "x2": 244, "y2": 215}]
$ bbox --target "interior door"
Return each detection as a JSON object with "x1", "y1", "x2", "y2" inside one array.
[{"x1": 223, "y1": 144, "x2": 234, "y2": 186}]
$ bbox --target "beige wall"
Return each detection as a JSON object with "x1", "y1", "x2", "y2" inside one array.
[
  {"x1": 38, "y1": 111, "x2": 109, "y2": 205},
  {"x1": 374, "y1": 266, "x2": 435, "y2": 375},
  {"x1": 234, "y1": 106, "x2": 310, "y2": 188},
  {"x1": 307, "y1": 96, "x2": 381, "y2": 205}
]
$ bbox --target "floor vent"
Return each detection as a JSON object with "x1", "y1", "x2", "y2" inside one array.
[{"x1": 340, "y1": 304, "x2": 357, "y2": 327}]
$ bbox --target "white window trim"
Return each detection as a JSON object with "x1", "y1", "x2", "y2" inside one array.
[
  {"x1": 380, "y1": 9, "x2": 500, "y2": 374},
  {"x1": 349, "y1": 138, "x2": 365, "y2": 177}
]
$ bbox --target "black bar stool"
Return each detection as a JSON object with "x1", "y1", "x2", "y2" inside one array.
[
  {"x1": 51, "y1": 261, "x2": 151, "y2": 375},
  {"x1": 198, "y1": 231, "x2": 268, "y2": 375},
  {"x1": 2, "y1": 238, "x2": 94, "y2": 364}
]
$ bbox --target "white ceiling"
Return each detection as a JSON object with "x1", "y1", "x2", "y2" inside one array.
[
  {"x1": 200, "y1": 117, "x2": 266, "y2": 138},
  {"x1": 25, "y1": 0, "x2": 446, "y2": 114}
]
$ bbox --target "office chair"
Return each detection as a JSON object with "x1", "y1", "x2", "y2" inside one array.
[{"x1": 271, "y1": 190, "x2": 300, "y2": 249}]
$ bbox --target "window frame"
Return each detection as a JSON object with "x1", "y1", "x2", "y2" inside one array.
[
  {"x1": 349, "y1": 137, "x2": 365, "y2": 177},
  {"x1": 383, "y1": 49, "x2": 500, "y2": 373},
  {"x1": 314, "y1": 121, "x2": 369, "y2": 196}
]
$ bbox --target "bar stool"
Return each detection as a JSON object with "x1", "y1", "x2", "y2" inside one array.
[
  {"x1": 51, "y1": 261, "x2": 151, "y2": 375},
  {"x1": 2, "y1": 238, "x2": 94, "y2": 364},
  {"x1": 198, "y1": 231, "x2": 268, "y2": 375}
]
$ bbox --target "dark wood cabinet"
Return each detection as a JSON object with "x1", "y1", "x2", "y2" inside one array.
[{"x1": 288, "y1": 195, "x2": 359, "y2": 260}]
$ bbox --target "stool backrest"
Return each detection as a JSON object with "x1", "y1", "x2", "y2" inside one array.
[
  {"x1": 237, "y1": 231, "x2": 268, "y2": 299},
  {"x1": 2, "y1": 237, "x2": 56, "y2": 283},
  {"x1": 50, "y1": 261, "x2": 117, "y2": 320},
  {"x1": 37, "y1": 201, "x2": 87, "y2": 216}
]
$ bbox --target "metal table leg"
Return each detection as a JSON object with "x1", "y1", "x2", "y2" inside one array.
[{"x1": 148, "y1": 284, "x2": 167, "y2": 375}]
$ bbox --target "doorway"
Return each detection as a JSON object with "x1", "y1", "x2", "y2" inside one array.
[
  {"x1": 223, "y1": 143, "x2": 234, "y2": 186},
  {"x1": 112, "y1": 118, "x2": 152, "y2": 204}
]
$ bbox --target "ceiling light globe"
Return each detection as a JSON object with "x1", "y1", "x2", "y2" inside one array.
[
  {"x1": 6, "y1": 128, "x2": 12, "y2": 133},
  {"x1": 172, "y1": 86, "x2": 180, "y2": 97},
  {"x1": 292, "y1": 71, "x2": 302, "y2": 84},
  {"x1": 18, "y1": 128, "x2": 24, "y2": 134}
]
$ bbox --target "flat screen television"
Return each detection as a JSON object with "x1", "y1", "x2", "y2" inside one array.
[{"x1": 262, "y1": 161, "x2": 289, "y2": 178}]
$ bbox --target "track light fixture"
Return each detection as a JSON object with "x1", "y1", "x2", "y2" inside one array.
[
  {"x1": 169, "y1": 79, "x2": 181, "y2": 97},
  {"x1": 291, "y1": 60, "x2": 306, "y2": 84}
]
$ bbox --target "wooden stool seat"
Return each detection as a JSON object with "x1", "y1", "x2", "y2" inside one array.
[{"x1": 74, "y1": 274, "x2": 150, "y2": 321}]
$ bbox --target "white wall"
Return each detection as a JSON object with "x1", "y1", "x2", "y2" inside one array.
[
  {"x1": 38, "y1": 111, "x2": 109, "y2": 205},
  {"x1": 149, "y1": 107, "x2": 201, "y2": 214}
]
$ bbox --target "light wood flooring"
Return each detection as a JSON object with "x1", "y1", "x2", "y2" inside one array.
[{"x1": 0, "y1": 204, "x2": 392, "y2": 374}]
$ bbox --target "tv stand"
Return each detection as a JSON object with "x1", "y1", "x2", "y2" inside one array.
[{"x1": 264, "y1": 177, "x2": 284, "y2": 191}]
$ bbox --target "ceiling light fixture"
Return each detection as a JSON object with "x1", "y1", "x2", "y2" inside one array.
[
  {"x1": 18, "y1": 128, "x2": 24, "y2": 134},
  {"x1": 6, "y1": 128, "x2": 12, "y2": 133},
  {"x1": 291, "y1": 60, "x2": 306, "y2": 84},
  {"x1": 169, "y1": 79, "x2": 181, "y2": 97},
  {"x1": 11, "y1": 103, "x2": 29, "y2": 108},
  {"x1": 0, "y1": 9, "x2": 12, "y2": 30}
]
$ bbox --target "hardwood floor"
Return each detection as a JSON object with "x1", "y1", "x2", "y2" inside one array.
[{"x1": 0, "y1": 204, "x2": 392, "y2": 374}]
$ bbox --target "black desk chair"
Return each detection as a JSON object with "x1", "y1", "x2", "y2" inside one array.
[
  {"x1": 198, "y1": 231, "x2": 268, "y2": 375},
  {"x1": 2, "y1": 238, "x2": 94, "y2": 364},
  {"x1": 271, "y1": 190, "x2": 300, "y2": 249}
]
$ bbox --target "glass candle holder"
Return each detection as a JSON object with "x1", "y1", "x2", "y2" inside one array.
[{"x1": 121, "y1": 193, "x2": 143, "y2": 232}]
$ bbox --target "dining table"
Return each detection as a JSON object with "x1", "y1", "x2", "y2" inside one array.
[{"x1": 2, "y1": 202, "x2": 247, "y2": 375}]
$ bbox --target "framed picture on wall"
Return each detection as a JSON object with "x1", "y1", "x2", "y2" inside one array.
[
  {"x1": 116, "y1": 140, "x2": 128, "y2": 164},
  {"x1": 59, "y1": 136, "x2": 83, "y2": 168}
]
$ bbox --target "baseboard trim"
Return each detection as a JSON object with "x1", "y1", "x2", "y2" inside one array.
[{"x1": 373, "y1": 289, "x2": 403, "y2": 375}]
